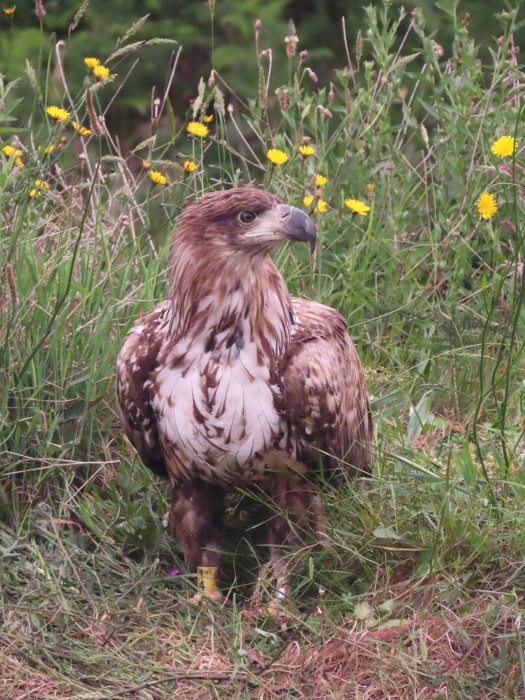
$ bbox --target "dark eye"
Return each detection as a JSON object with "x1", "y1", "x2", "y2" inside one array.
[{"x1": 239, "y1": 210, "x2": 257, "y2": 225}]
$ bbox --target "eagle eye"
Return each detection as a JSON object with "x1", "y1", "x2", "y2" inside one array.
[{"x1": 238, "y1": 210, "x2": 257, "y2": 225}]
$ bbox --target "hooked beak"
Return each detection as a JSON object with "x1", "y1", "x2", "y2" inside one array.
[{"x1": 278, "y1": 204, "x2": 317, "y2": 255}]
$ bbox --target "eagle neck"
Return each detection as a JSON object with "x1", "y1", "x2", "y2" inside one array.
[{"x1": 167, "y1": 249, "x2": 294, "y2": 359}]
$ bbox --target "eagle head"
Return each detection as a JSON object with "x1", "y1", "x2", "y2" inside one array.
[{"x1": 175, "y1": 187, "x2": 317, "y2": 259}]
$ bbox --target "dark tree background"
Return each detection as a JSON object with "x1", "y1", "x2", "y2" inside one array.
[{"x1": 0, "y1": 0, "x2": 517, "y2": 138}]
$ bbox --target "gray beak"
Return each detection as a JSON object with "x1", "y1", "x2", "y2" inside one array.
[{"x1": 278, "y1": 204, "x2": 317, "y2": 255}]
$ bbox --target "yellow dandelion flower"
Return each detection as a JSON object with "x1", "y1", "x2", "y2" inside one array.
[
  {"x1": 267, "y1": 148, "x2": 288, "y2": 165},
  {"x1": 186, "y1": 121, "x2": 209, "y2": 137},
  {"x1": 142, "y1": 159, "x2": 150, "y2": 170},
  {"x1": 92, "y1": 64, "x2": 110, "y2": 80},
  {"x1": 148, "y1": 170, "x2": 167, "y2": 185},
  {"x1": 183, "y1": 160, "x2": 198, "y2": 173},
  {"x1": 491, "y1": 135, "x2": 516, "y2": 159},
  {"x1": 303, "y1": 195, "x2": 326, "y2": 213},
  {"x1": 84, "y1": 57, "x2": 100, "y2": 69},
  {"x1": 14, "y1": 156, "x2": 24, "y2": 168},
  {"x1": 72, "y1": 121, "x2": 92, "y2": 136},
  {"x1": 47, "y1": 106, "x2": 70, "y2": 120},
  {"x1": 203, "y1": 114, "x2": 214, "y2": 122},
  {"x1": 3, "y1": 5, "x2": 16, "y2": 15},
  {"x1": 299, "y1": 145, "x2": 315, "y2": 156},
  {"x1": 316, "y1": 174, "x2": 327, "y2": 186},
  {"x1": 345, "y1": 198, "x2": 370, "y2": 215},
  {"x1": 367, "y1": 183, "x2": 376, "y2": 193},
  {"x1": 2, "y1": 145, "x2": 22, "y2": 157},
  {"x1": 30, "y1": 179, "x2": 50, "y2": 197},
  {"x1": 477, "y1": 191, "x2": 497, "y2": 220},
  {"x1": 38, "y1": 144, "x2": 55, "y2": 154}
]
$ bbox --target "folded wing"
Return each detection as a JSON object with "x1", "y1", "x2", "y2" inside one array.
[
  {"x1": 284, "y1": 297, "x2": 373, "y2": 477},
  {"x1": 116, "y1": 302, "x2": 168, "y2": 479}
]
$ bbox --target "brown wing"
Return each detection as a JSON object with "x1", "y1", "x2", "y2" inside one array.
[
  {"x1": 116, "y1": 302, "x2": 169, "y2": 479},
  {"x1": 284, "y1": 297, "x2": 373, "y2": 477}
]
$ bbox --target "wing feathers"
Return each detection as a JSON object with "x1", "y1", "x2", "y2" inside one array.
[
  {"x1": 116, "y1": 302, "x2": 168, "y2": 478},
  {"x1": 284, "y1": 297, "x2": 373, "y2": 476}
]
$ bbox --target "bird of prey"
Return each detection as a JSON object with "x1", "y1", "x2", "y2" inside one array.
[{"x1": 116, "y1": 187, "x2": 372, "y2": 602}]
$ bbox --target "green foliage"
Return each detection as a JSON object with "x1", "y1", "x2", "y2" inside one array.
[{"x1": 1, "y1": 1, "x2": 525, "y2": 695}]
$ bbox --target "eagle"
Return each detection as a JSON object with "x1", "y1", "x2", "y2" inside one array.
[{"x1": 116, "y1": 187, "x2": 372, "y2": 602}]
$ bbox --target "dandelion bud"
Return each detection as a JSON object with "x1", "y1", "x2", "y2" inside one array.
[
  {"x1": 306, "y1": 68, "x2": 318, "y2": 83},
  {"x1": 227, "y1": 103, "x2": 234, "y2": 114},
  {"x1": 35, "y1": 0, "x2": 46, "y2": 18},
  {"x1": 411, "y1": 7, "x2": 418, "y2": 17},
  {"x1": 208, "y1": 70, "x2": 215, "y2": 87},
  {"x1": 328, "y1": 82, "x2": 334, "y2": 103},
  {"x1": 151, "y1": 97, "x2": 161, "y2": 125},
  {"x1": 321, "y1": 107, "x2": 332, "y2": 117},
  {"x1": 300, "y1": 50, "x2": 308, "y2": 59},
  {"x1": 254, "y1": 18, "x2": 261, "y2": 31},
  {"x1": 497, "y1": 35, "x2": 505, "y2": 46},
  {"x1": 302, "y1": 136, "x2": 311, "y2": 144}
]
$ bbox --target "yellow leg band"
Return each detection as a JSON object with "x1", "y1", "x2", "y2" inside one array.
[{"x1": 197, "y1": 566, "x2": 219, "y2": 593}]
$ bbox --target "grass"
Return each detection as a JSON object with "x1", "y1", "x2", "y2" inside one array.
[{"x1": 1, "y1": 1, "x2": 525, "y2": 697}]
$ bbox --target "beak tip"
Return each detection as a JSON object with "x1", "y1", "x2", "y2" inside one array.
[{"x1": 279, "y1": 204, "x2": 318, "y2": 252}]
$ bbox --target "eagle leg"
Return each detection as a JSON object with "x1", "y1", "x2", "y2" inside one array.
[
  {"x1": 169, "y1": 481, "x2": 226, "y2": 602},
  {"x1": 264, "y1": 471, "x2": 326, "y2": 606}
]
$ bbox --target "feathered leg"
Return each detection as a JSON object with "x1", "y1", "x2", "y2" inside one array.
[
  {"x1": 264, "y1": 470, "x2": 326, "y2": 608},
  {"x1": 169, "y1": 481, "x2": 225, "y2": 602}
]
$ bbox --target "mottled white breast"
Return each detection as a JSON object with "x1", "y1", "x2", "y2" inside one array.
[{"x1": 151, "y1": 331, "x2": 285, "y2": 476}]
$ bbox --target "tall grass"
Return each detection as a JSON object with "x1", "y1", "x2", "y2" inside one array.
[{"x1": 1, "y1": 1, "x2": 525, "y2": 697}]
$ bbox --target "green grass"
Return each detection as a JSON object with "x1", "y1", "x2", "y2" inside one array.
[{"x1": 1, "y1": 1, "x2": 525, "y2": 697}]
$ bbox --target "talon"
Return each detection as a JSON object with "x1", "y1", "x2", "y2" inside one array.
[{"x1": 189, "y1": 590, "x2": 226, "y2": 605}]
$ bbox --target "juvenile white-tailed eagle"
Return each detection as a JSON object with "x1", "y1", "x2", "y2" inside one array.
[{"x1": 117, "y1": 188, "x2": 372, "y2": 600}]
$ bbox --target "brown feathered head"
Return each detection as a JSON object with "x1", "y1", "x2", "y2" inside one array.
[{"x1": 173, "y1": 187, "x2": 317, "y2": 260}]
